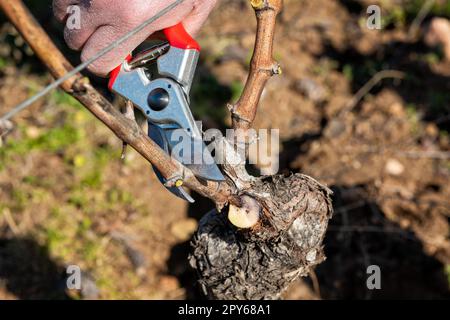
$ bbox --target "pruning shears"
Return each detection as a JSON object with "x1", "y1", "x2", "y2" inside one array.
[{"x1": 108, "y1": 23, "x2": 224, "y2": 203}]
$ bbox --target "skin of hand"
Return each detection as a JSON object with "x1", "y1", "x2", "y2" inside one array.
[{"x1": 53, "y1": 0, "x2": 217, "y2": 76}]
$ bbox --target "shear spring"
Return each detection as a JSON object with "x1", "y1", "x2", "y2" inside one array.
[{"x1": 127, "y1": 42, "x2": 171, "y2": 70}]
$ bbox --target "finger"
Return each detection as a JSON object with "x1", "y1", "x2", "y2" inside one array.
[
  {"x1": 80, "y1": 4, "x2": 196, "y2": 77},
  {"x1": 64, "y1": 9, "x2": 104, "y2": 50},
  {"x1": 182, "y1": 0, "x2": 217, "y2": 36},
  {"x1": 53, "y1": 0, "x2": 79, "y2": 22},
  {"x1": 80, "y1": 24, "x2": 153, "y2": 77}
]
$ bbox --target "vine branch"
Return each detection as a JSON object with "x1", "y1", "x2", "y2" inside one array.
[{"x1": 231, "y1": 0, "x2": 283, "y2": 132}]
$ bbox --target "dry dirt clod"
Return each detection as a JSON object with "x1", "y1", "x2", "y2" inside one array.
[
  {"x1": 170, "y1": 218, "x2": 198, "y2": 242},
  {"x1": 389, "y1": 102, "x2": 405, "y2": 117},
  {"x1": 324, "y1": 119, "x2": 347, "y2": 139},
  {"x1": 159, "y1": 275, "x2": 180, "y2": 292},
  {"x1": 294, "y1": 78, "x2": 328, "y2": 103},
  {"x1": 110, "y1": 232, "x2": 149, "y2": 276},
  {"x1": 65, "y1": 269, "x2": 100, "y2": 300},
  {"x1": 125, "y1": 244, "x2": 148, "y2": 277},
  {"x1": 79, "y1": 272, "x2": 100, "y2": 300}
]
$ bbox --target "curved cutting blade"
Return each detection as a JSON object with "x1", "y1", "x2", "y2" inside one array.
[
  {"x1": 148, "y1": 122, "x2": 195, "y2": 203},
  {"x1": 163, "y1": 128, "x2": 225, "y2": 182}
]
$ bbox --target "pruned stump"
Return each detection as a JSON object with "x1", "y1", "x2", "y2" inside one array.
[{"x1": 190, "y1": 173, "x2": 333, "y2": 300}]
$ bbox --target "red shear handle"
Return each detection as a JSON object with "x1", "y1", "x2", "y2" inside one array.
[
  {"x1": 109, "y1": 23, "x2": 199, "y2": 90},
  {"x1": 108, "y1": 54, "x2": 131, "y2": 91},
  {"x1": 163, "y1": 23, "x2": 200, "y2": 51}
]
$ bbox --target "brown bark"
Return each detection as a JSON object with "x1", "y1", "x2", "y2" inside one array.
[{"x1": 231, "y1": 0, "x2": 283, "y2": 132}]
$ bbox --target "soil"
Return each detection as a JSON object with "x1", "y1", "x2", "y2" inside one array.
[{"x1": 0, "y1": 0, "x2": 449, "y2": 299}]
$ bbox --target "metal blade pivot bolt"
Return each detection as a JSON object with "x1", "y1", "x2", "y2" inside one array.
[{"x1": 148, "y1": 88, "x2": 170, "y2": 111}]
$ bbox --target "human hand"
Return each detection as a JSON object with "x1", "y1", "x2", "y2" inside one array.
[{"x1": 53, "y1": 0, "x2": 217, "y2": 76}]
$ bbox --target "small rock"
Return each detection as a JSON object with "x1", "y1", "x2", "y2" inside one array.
[
  {"x1": 324, "y1": 119, "x2": 347, "y2": 138},
  {"x1": 425, "y1": 18, "x2": 450, "y2": 61},
  {"x1": 389, "y1": 102, "x2": 405, "y2": 117},
  {"x1": 0, "y1": 119, "x2": 13, "y2": 132},
  {"x1": 352, "y1": 160, "x2": 362, "y2": 169},
  {"x1": 399, "y1": 219, "x2": 411, "y2": 229},
  {"x1": 425, "y1": 123, "x2": 439, "y2": 138},
  {"x1": 170, "y1": 218, "x2": 198, "y2": 242},
  {"x1": 110, "y1": 231, "x2": 148, "y2": 276},
  {"x1": 385, "y1": 159, "x2": 404, "y2": 176},
  {"x1": 220, "y1": 44, "x2": 248, "y2": 63},
  {"x1": 80, "y1": 272, "x2": 100, "y2": 300},
  {"x1": 159, "y1": 275, "x2": 179, "y2": 292},
  {"x1": 125, "y1": 244, "x2": 148, "y2": 277},
  {"x1": 25, "y1": 126, "x2": 41, "y2": 139},
  {"x1": 294, "y1": 78, "x2": 327, "y2": 103}
]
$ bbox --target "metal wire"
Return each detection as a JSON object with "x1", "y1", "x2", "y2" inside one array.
[{"x1": 0, "y1": 0, "x2": 185, "y2": 121}]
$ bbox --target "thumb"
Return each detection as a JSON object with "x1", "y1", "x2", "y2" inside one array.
[{"x1": 182, "y1": 0, "x2": 217, "y2": 36}]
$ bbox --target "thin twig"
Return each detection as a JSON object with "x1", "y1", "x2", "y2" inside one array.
[
  {"x1": 396, "y1": 150, "x2": 450, "y2": 159},
  {"x1": 230, "y1": 0, "x2": 283, "y2": 132},
  {"x1": 120, "y1": 100, "x2": 135, "y2": 160},
  {"x1": 408, "y1": 0, "x2": 436, "y2": 40},
  {"x1": 341, "y1": 144, "x2": 450, "y2": 160},
  {"x1": 308, "y1": 270, "x2": 321, "y2": 299},
  {"x1": 2, "y1": 208, "x2": 20, "y2": 235},
  {"x1": 340, "y1": 70, "x2": 405, "y2": 117}
]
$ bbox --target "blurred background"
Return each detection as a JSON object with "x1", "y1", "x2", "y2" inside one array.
[{"x1": 0, "y1": 0, "x2": 450, "y2": 299}]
